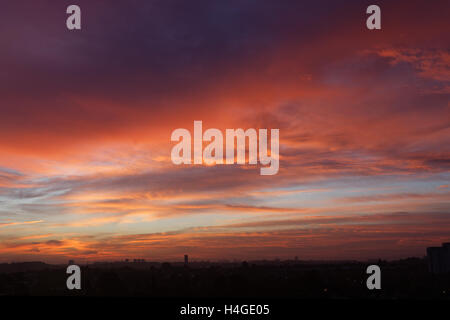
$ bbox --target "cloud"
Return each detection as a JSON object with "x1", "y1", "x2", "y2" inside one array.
[
  {"x1": 376, "y1": 48, "x2": 450, "y2": 83},
  {"x1": 0, "y1": 0, "x2": 449, "y2": 262},
  {"x1": 0, "y1": 220, "x2": 43, "y2": 228},
  {"x1": 45, "y1": 240, "x2": 65, "y2": 246}
]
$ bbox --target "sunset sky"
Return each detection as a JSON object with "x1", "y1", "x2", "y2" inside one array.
[{"x1": 0, "y1": 0, "x2": 449, "y2": 263}]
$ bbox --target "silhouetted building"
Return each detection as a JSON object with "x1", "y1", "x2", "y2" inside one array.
[
  {"x1": 68, "y1": 260, "x2": 74, "y2": 265},
  {"x1": 184, "y1": 255, "x2": 188, "y2": 266},
  {"x1": 444, "y1": 243, "x2": 450, "y2": 271},
  {"x1": 427, "y1": 243, "x2": 450, "y2": 274}
]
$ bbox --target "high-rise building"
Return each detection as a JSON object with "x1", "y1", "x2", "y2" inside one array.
[
  {"x1": 443, "y1": 243, "x2": 450, "y2": 271},
  {"x1": 184, "y1": 254, "x2": 188, "y2": 266},
  {"x1": 427, "y1": 243, "x2": 450, "y2": 274}
]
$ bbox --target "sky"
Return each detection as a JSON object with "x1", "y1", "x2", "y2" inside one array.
[{"x1": 0, "y1": 0, "x2": 449, "y2": 263}]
